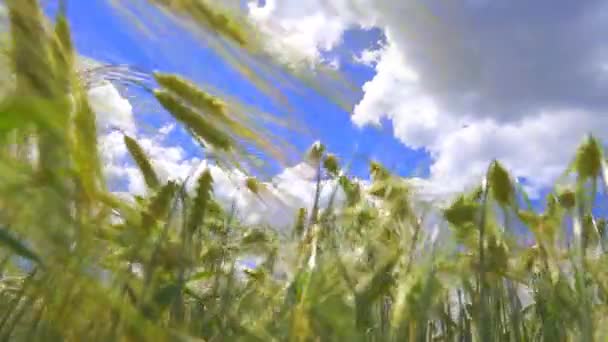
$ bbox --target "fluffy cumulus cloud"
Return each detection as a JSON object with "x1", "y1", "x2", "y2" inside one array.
[
  {"x1": 247, "y1": 0, "x2": 608, "y2": 197},
  {"x1": 248, "y1": 0, "x2": 352, "y2": 66},
  {"x1": 89, "y1": 83, "x2": 343, "y2": 229},
  {"x1": 88, "y1": 83, "x2": 136, "y2": 135}
]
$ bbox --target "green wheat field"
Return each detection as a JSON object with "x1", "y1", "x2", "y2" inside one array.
[{"x1": 0, "y1": 1, "x2": 607, "y2": 341}]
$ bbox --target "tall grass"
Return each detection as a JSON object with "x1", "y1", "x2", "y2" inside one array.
[{"x1": 0, "y1": 1, "x2": 607, "y2": 341}]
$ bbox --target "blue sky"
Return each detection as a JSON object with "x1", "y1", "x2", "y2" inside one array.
[{"x1": 52, "y1": 0, "x2": 430, "y2": 182}]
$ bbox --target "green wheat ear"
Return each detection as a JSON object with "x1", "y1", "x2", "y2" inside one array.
[
  {"x1": 51, "y1": 8, "x2": 73, "y2": 92},
  {"x1": 557, "y1": 188, "x2": 576, "y2": 209},
  {"x1": 323, "y1": 153, "x2": 340, "y2": 177},
  {"x1": 154, "y1": 73, "x2": 228, "y2": 120},
  {"x1": 141, "y1": 181, "x2": 178, "y2": 230},
  {"x1": 306, "y1": 142, "x2": 325, "y2": 164},
  {"x1": 573, "y1": 135, "x2": 603, "y2": 181},
  {"x1": 488, "y1": 160, "x2": 514, "y2": 206},
  {"x1": 369, "y1": 161, "x2": 390, "y2": 181},
  {"x1": 339, "y1": 175, "x2": 361, "y2": 206},
  {"x1": 517, "y1": 209, "x2": 540, "y2": 228},
  {"x1": 188, "y1": 0, "x2": 247, "y2": 45},
  {"x1": 294, "y1": 208, "x2": 307, "y2": 238},
  {"x1": 188, "y1": 169, "x2": 213, "y2": 233},
  {"x1": 8, "y1": 0, "x2": 54, "y2": 96},
  {"x1": 146, "y1": 0, "x2": 247, "y2": 46},
  {"x1": 154, "y1": 89, "x2": 233, "y2": 151},
  {"x1": 73, "y1": 92, "x2": 102, "y2": 197},
  {"x1": 245, "y1": 177, "x2": 261, "y2": 194},
  {"x1": 154, "y1": 72, "x2": 278, "y2": 162},
  {"x1": 49, "y1": 6, "x2": 104, "y2": 198},
  {"x1": 444, "y1": 195, "x2": 479, "y2": 227},
  {"x1": 124, "y1": 135, "x2": 160, "y2": 190}
]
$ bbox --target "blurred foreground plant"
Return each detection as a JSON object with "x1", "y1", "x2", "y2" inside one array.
[{"x1": 0, "y1": 1, "x2": 607, "y2": 341}]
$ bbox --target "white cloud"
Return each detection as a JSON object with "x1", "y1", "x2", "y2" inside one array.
[
  {"x1": 158, "y1": 123, "x2": 175, "y2": 136},
  {"x1": 87, "y1": 82, "x2": 135, "y2": 134},
  {"x1": 353, "y1": 47, "x2": 383, "y2": 67},
  {"x1": 327, "y1": 57, "x2": 341, "y2": 70},
  {"x1": 248, "y1": 0, "x2": 608, "y2": 198},
  {"x1": 247, "y1": 0, "x2": 350, "y2": 66}
]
